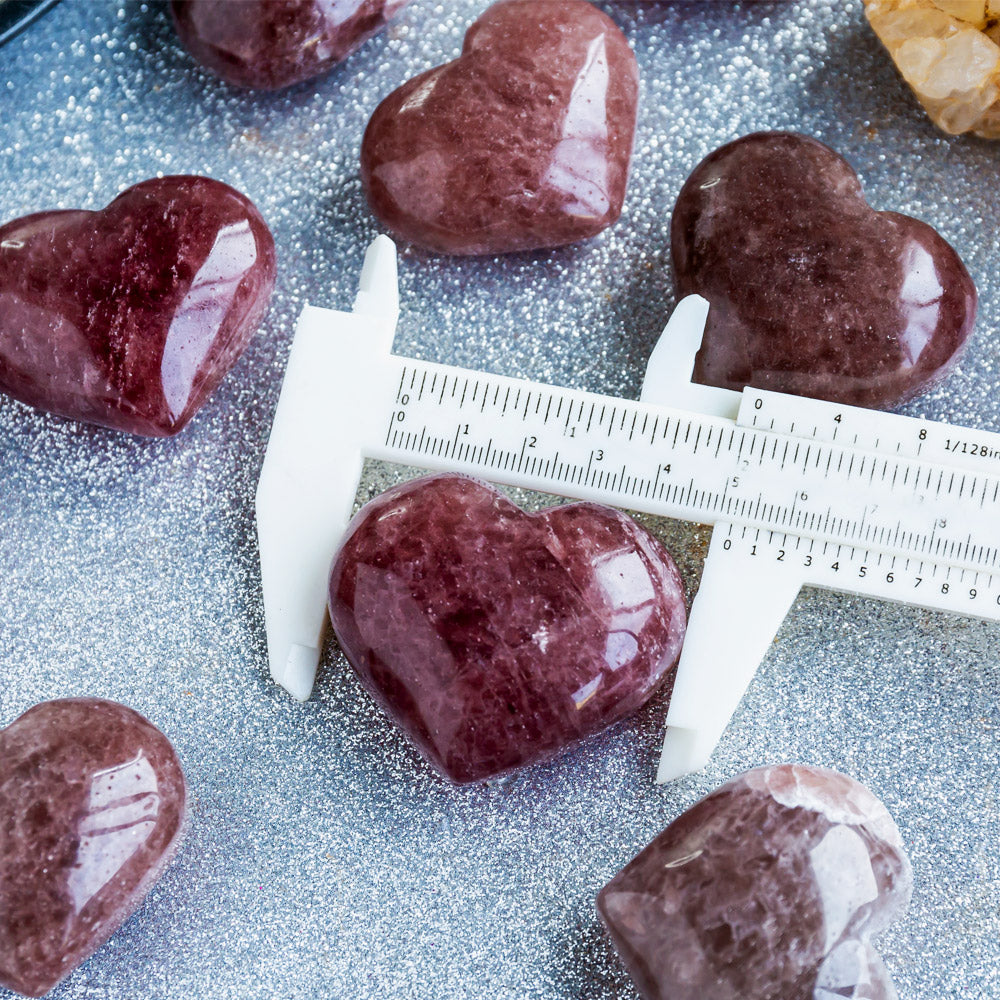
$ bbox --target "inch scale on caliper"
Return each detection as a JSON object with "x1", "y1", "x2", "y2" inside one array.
[{"x1": 256, "y1": 236, "x2": 1000, "y2": 782}]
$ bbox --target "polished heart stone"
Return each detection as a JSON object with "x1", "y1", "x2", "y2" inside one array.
[
  {"x1": 360, "y1": 0, "x2": 639, "y2": 255},
  {"x1": 328, "y1": 474, "x2": 687, "y2": 783},
  {"x1": 0, "y1": 699, "x2": 187, "y2": 998},
  {"x1": 171, "y1": 0, "x2": 413, "y2": 91},
  {"x1": 598, "y1": 764, "x2": 913, "y2": 1000},
  {"x1": 0, "y1": 175, "x2": 276, "y2": 436},
  {"x1": 672, "y1": 131, "x2": 977, "y2": 408}
]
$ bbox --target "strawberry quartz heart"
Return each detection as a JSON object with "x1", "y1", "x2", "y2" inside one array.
[
  {"x1": 360, "y1": 0, "x2": 639, "y2": 255},
  {"x1": 171, "y1": 0, "x2": 413, "y2": 90},
  {"x1": 0, "y1": 699, "x2": 187, "y2": 998},
  {"x1": 672, "y1": 131, "x2": 977, "y2": 408},
  {"x1": 598, "y1": 764, "x2": 913, "y2": 1000},
  {"x1": 328, "y1": 474, "x2": 687, "y2": 783},
  {"x1": 0, "y1": 175, "x2": 276, "y2": 436}
]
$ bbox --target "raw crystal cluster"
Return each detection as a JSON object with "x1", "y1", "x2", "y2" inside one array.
[
  {"x1": 328, "y1": 474, "x2": 687, "y2": 783},
  {"x1": 672, "y1": 131, "x2": 977, "y2": 409},
  {"x1": 360, "y1": 0, "x2": 639, "y2": 255},
  {"x1": 865, "y1": 0, "x2": 1000, "y2": 136},
  {"x1": 0, "y1": 699, "x2": 187, "y2": 998},
  {"x1": 0, "y1": 175, "x2": 276, "y2": 436},
  {"x1": 598, "y1": 765, "x2": 913, "y2": 1000},
  {"x1": 171, "y1": 0, "x2": 412, "y2": 90}
]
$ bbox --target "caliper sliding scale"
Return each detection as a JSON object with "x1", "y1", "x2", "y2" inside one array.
[{"x1": 256, "y1": 236, "x2": 1000, "y2": 783}]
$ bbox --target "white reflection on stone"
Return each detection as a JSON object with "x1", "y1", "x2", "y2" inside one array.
[
  {"x1": 809, "y1": 824, "x2": 879, "y2": 954},
  {"x1": 67, "y1": 752, "x2": 160, "y2": 914},
  {"x1": 543, "y1": 34, "x2": 611, "y2": 219},
  {"x1": 398, "y1": 67, "x2": 444, "y2": 115},
  {"x1": 603, "y1": 630, "x2": 639, "y2": 671},
  {"x1": 161, "y1": 220, "x2": 257, "y2": 419},
  {"x1": 572, "y1": 675, "x2": 602, "y2": 709},
  {"x1": 593, "y1": 550, "x2": 655, "y2": 611},
  {"x1": 814, "y1": 938, "x2": 898, "y2": 1000},
  {"x1": 897, "y1": 240, "x2": 942, "y2": 367}
]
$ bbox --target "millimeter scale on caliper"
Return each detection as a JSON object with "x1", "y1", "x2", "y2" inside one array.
[{"x1": 256, "y1": 236, "x2": 1000, "y2": 783}]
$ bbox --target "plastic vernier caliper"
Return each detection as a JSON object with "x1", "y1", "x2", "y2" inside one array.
[{"x1": 257, "y1": 237, "x2": 1000, "y2": 782}]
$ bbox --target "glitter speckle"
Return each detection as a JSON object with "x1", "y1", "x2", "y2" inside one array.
[{"x1": 0, "y1": 2, "x2": 997, "y2": 999}]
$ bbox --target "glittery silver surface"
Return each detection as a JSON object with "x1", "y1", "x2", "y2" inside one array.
[{"x1": 1, "y1": 2, "x2": 997, "y2": 997}]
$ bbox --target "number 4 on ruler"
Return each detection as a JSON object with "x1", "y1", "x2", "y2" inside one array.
[{"x1": 257, "y1": 237, "x2": 1000, "y2": 782}]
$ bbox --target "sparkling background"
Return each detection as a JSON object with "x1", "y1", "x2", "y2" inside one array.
[{"x1": 1, "y1": 1, "x2": 998, "y2": 997}]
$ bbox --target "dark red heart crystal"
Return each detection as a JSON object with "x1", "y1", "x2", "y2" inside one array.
[
  {"x1": 170, "y1": 0, "x2": 413, "y2": 91},
  {"x1": 360, "y1": 0, "x2": 639, "y2": 255},
  {"x1": 0, "y1": 175, "x2": 276, "y2": 436},
  {"x1": 672, "y1": 131, "x2": 977, "y2": 408},
  {"x1": 328, "y1": 474, "x2": 687, "y2": 783},
  {"x1": 598, "y1": 764, "x2": 913, "y2": 1000},
  {"x1": 0, "y1": 699, "x2": 187, "y2": 998}
]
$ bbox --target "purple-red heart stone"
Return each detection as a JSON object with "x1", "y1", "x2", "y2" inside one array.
[
  {"x1": 328, "y1": 474, "x2": 687, "y2": 783},
  {"x1": 0, "y1": 175, "x2": 276, "y2": 436},
  {"x1": 598, "y1": 764, "x2": 913, "y2": 1000},
  {"x1": 360, "y1": 0, "x2": 639, "y2": 255},
  {"x1": 672, "y1": 131, "x2": 977, "y2": 408},
  {"x1": 0, "y1": 699, "x2": 187, "y2": 998},
  {"x1": 170, "y1": 0, "x2": 413, "y2": 91}
]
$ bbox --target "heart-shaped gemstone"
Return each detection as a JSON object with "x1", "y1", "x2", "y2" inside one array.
[
  {"x1": 598, "y1": 764, "x2": 913, "y2": 1000},
  {"x1": 672, "y1": 131, "x2": 977, "y2": 408},
  {"x1": 360, "y1": 0, "x2": 639, "y2": 255},
  {"x1": 0, "y1": 699, "x2": 187, "y2": 998},
  {"x1": 328, "y1": 474, "x2": 687, "y2": 783},
  {"x1": 0, "y1": 175, "x2": 276, "y2": 436},
  {"x1": 171, "y1": 0, "x2": 413, "y2": 91}
]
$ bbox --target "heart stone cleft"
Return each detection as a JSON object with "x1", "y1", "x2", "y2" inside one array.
[
  {"x1": 598, "y1": 764, "x2": 913, "y2": 1000},
  {"x1": 329, "y1": 474, "x2": 687, "y2": 783}
]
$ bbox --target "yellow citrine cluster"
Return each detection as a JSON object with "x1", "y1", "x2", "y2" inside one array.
[{"x1": 864, "y1": 0, "x2": 1000, "y2": 136}]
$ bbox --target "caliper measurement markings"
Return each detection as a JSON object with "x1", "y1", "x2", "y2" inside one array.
[
  {"x1": 381, "y1": 363, "x2": 1000, "y2": 573},
  {"x1": 720, "y1": 523, "x2": 1000, "y2": 619}
]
